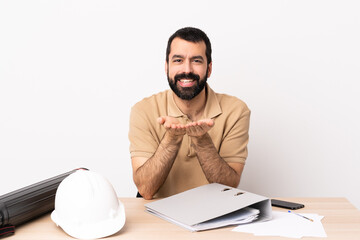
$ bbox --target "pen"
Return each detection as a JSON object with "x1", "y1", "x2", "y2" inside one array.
[{"x1": 288, "y1": 210, "x2": 314, "y2": 222}]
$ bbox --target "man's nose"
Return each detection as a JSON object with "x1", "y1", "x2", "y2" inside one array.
[{"x1": 183, "y1": 60, "x2": 193, "y2": 73}]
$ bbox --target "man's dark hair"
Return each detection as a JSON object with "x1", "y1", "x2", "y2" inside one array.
[{"x1": 166, "y1": 27, "x2": 212, "y2": 65}]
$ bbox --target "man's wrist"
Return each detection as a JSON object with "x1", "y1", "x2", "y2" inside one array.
[
  {"x1": 163, "y1": 131, "x2": 184, "y2": 145},
  {"x1": 190, "y1": 133, "x2": 214, "y2": 151}
]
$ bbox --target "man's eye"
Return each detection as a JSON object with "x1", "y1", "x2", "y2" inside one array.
[
  {"x1": 173, "y1": 59, "x2": 182, "y2": 63},
  {"x1": 193, "y1": 59, "x2": 203, "y2": 63}
]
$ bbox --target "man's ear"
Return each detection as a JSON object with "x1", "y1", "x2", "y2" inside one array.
[
  {"x1": 165, "y1": 61, "x2": 168, "y2": 75},
  {"x1": 207, "y1": 62, "x2": 213, "y2": 78}
]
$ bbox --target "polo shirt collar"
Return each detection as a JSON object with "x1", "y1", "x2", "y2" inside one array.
[
  {"x1": 203, "y1": 84, "x2": 222, "y2": 119},
  {"x1": 167, "y1": 89, "x2": 184, "y2": 117},
  {"x1": 167, "y1": 84, "x2": 222, "y2": 119}
]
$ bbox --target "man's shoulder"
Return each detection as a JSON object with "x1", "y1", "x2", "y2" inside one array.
[
  {"x1": 133, "y1": 90, "x2": 169, "y2": 107},
  {"x1": 214, "y1": 91, "x2": 250, "y2": 113},
  {"x1": 131, "y1": 89, "x2": 170, "y2": 114}
]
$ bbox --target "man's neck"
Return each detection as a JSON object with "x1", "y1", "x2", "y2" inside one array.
[{"x1": 172, "y1": 88, "x2": 207, "y2": 122}]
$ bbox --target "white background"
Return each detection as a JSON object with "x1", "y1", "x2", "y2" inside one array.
[{"x1": 1, "y1": 1, "x2": 359, "y2": 209}]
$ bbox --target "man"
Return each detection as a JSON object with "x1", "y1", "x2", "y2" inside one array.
[{"x1": 129, "y1": 27, "x2": 250, "y2": 200}]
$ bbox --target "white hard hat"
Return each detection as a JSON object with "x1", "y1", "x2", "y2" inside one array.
[{"x1": 51, "y1": 170, "x2": 125, "y2": 239}]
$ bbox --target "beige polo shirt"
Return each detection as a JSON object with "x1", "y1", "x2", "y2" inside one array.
[{"x1": 129, "y1": 84, "x2": 250, "y2": 198}]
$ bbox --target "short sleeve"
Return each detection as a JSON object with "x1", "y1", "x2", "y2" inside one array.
[
  {"x1": 128, "y1": 104, "x2": 161, "y2": 159},
  {"x1": 219, "y1": 108, "x2": 250, "y2": 165}
]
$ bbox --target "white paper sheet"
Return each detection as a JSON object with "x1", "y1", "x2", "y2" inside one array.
[{"x1": 232, "y1": 211, "x2": 327, "y2": 238}]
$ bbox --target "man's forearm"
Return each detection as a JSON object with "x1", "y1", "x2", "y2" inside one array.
[
  {"x1": 191, "y1": 133, "x2": 241, "y2": 187},
  {"x1": 134, "y1": 132, "x2": 183, "y2": 199}
]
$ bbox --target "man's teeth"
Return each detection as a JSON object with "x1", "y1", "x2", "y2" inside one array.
[{"x1": 180, "y1": 79, "x2": 193, "y2": 83}]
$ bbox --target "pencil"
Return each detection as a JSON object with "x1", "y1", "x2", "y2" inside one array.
[{"x1": 288, "y1": 210, "x2": 314, "y2": 222}]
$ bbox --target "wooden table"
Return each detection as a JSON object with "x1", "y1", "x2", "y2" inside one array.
[{"x1": 8, "y1": 198, "x2": 360, "y2": 240}]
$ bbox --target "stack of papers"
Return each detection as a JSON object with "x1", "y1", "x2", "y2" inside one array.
[
  {"x1": 193, "y1": 207, "x2": 259, "y2": 231},
  {"x1": 233, "y1": 211, "x2": 327, "y2": 238},
  {"x1": 147, "y1": 207, "x2": 260, "y2": 232}
]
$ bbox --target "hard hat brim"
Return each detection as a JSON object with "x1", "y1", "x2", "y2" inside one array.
[{"x1": 51, "y1": 200, "x2": 126, "y2": 239}]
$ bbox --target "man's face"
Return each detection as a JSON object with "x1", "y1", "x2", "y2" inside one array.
[{"x1": 166, "y1": 38, "x2": 212, "y2": 100}]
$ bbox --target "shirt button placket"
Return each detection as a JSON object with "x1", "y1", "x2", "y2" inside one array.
[{"x1": 185, "y1": 117, "x2": 195, "y2": 157}]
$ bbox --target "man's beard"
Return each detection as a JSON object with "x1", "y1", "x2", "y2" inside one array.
[{"x1": 167, "y1": 71, "x2": 208, "y2": 100}]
